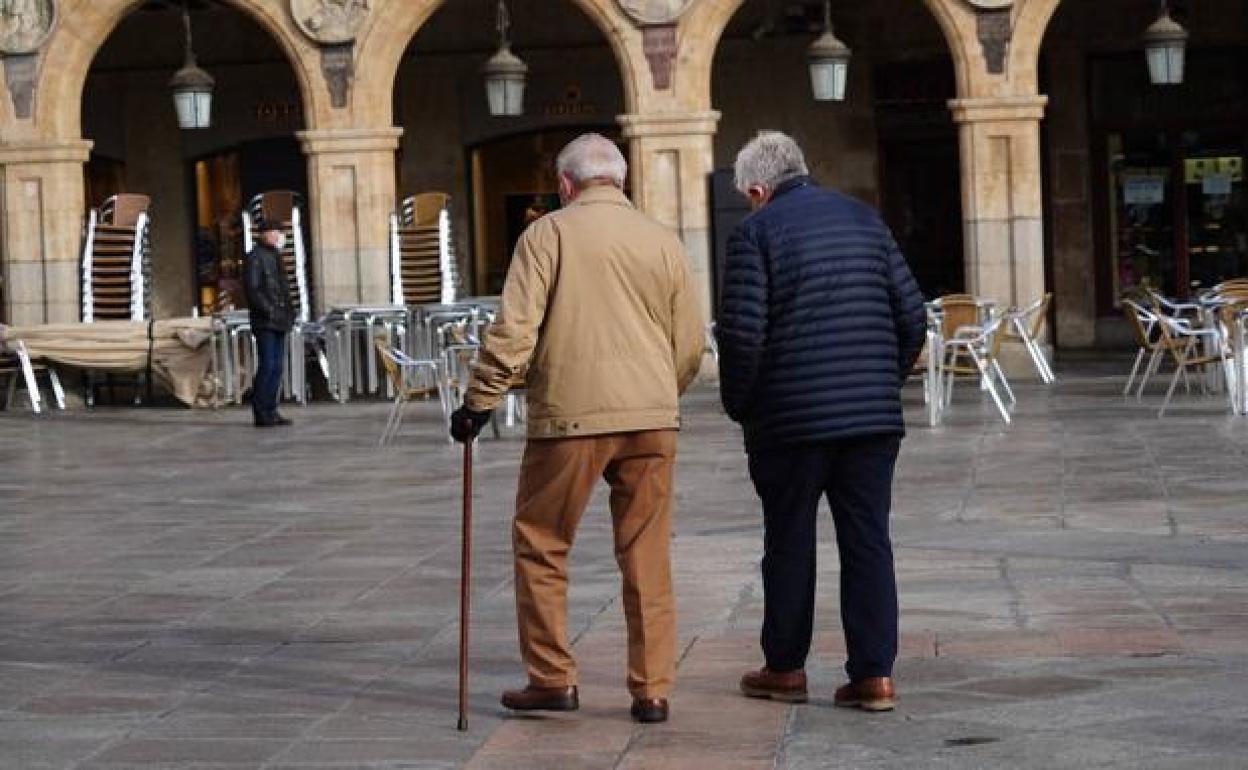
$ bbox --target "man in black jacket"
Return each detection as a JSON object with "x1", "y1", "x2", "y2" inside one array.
[
  {"x1": 716, "y1": 131, "x2": 926, "y2": 711},
  {"x1": 243, "y1": 224, "x2": 294, "y2": 428}
]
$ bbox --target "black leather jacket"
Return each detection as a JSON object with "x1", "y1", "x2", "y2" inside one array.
[{"x1": 243, "y1": 243, "x2": 295, "y2": 332}]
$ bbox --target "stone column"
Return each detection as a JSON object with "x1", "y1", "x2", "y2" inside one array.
[
  {"x1": 1044, "y1": 48, "x2": 1096, "y2": 348},
  {"x1": 950, "y1": 96, "x2": 1049, "y2": 318},
  {"x1": 618, "y1": 110, "x2": 720, "y2": 321},
  {"x1": 296, "y1": 127, "x2": 403, "y2": 314},
  {"x1": 0, "y1": 140, "x2": 92, "y2": 325}
]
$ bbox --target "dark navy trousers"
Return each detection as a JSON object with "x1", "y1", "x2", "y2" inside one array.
[
  {"x1": 748, "y1": 435, "x2": 901, "y2": 681},
  {"x1": 252, "y1": 329, "x2": 286, "y2": 420}
]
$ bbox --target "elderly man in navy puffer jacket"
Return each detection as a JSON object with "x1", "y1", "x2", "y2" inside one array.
[{"x1": 716, "y1": 131, "x2": 926, "y2": 712}]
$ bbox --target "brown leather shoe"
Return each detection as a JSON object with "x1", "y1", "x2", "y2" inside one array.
[
  {"x1": 739, "y1": 667, "x2": 808, "y2": 703},
  {"x1": 630, "y1": 697, "x2": 669, "y2": 723},
  {"x1": 834, "y1": 677, "x2": 896, "y2": 711},
  {"x1": 500, "y1": 685, "x2": 579, "y2": 711}
]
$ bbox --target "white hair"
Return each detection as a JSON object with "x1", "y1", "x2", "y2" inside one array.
[
  {"x1": 556, "y1": 133, "x2": 628, "y2": 189},
  {"x1": 734, "y1": 130, "x2": 809, "y2": 194}
]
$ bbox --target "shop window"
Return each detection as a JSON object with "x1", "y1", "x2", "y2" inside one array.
[{"x1": 1107, "y1": 130, "x2": 1247, "y2": 303}]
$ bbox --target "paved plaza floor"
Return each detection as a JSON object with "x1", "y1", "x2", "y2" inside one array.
[{"x1": 2, "y1": 361, "x2": 1248, "y2": 769}]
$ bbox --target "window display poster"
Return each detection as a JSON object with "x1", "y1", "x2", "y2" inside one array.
[
  {"x1": 1202, "y1": 173, "x2": 1233, "y2": 196},
  {"x1": 1124, "y1": 175, "x2": 1166, "y2": 205},
  {"x1": 1185, "y1": 156, "x2": 1243, "y2": 184}
]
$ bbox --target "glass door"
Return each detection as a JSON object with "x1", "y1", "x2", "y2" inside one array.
[
  {"x1": 1108, "y1": 132, "x2": 1177, "y2": 300},
  {"x1": 1182, "y1": 132, "x2": 1247, "y2": 290}
]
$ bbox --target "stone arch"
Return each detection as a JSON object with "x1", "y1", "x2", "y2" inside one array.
[
  {"x1": 1008, "y1": 0, "x2": 1064, "y2": 94},
  {"x1": 676, "y1": 0, "x2": 978, "y2": 109},
  {"x1": 34, "y1": 0, "x2": 326, "y2": 141},
  {"x1": 352, "y1": 0, "x2": 646, "y2": 126}
]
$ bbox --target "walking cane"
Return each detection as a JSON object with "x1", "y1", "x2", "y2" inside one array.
[{"x1": 457, "y1": 437, "x2": 474, "y2": 731}]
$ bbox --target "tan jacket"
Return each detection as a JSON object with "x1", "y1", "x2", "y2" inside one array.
[{"x1": 465, "y1": 185, "x2": 706, "y2": 438}]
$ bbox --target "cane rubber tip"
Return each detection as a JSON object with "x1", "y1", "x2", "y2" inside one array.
[{"x1": 457, "y1": 717, "x2": 467, "y2": 732}]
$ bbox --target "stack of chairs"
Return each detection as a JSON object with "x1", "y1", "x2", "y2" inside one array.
[
  {"x1": 390, "y1": 192, "x2": 460, "y2": 306},
  {"x1": 242, "y1": 191, "x2": 312, "y2": 324},
  {"x1": 80, "y1": 194, "x2": 152, "y2": 322}
]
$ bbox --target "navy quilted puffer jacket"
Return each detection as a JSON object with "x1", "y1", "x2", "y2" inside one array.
[{"x1": 715, "y1": 176, "x2": 926, "y2": 451}]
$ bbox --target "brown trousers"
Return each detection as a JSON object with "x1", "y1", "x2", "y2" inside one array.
[{"x1": 512, "y1": 429, "x2": 677, "y2": 699}]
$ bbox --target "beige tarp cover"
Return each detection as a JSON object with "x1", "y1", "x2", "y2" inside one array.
[{"x1": 0, "y1": 319, "x2": 213, "y2": 407}]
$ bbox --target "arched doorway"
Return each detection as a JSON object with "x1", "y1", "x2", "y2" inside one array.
[
  {"x1": 1041, "y1": 0, "x2": 1248, "y2": 347},
  {"x1": 708, "y1": 0, "x2": 963, "y2": 310},
  {"x1": 80, "y1": 0, "x2": 308, "y2": 318},
  {"x1": 468, "y1": 127, "x2": 625, "y2": 294},
  {"x1": 391, "y1": 0, "x2": 627, "y2": 296}
]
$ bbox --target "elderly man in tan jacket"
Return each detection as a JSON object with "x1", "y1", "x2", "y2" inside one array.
[{"x1": 450, "y1": 133, "x2": 705, "y2": 724}]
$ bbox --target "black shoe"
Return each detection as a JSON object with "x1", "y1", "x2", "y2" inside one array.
[
  {"x1": 630, "y1": 697, "x2": 669, "y2": 723},
  {"x1": 271, "y1": 413, "x2": 293, "y2": 426},
  {"x1": 254, "y1": 415, "x2": 278, "y2": 428}
]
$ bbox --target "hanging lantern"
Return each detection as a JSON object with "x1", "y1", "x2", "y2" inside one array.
[
  {"x1": 1143, "y1": 1, "x2": 1188, "y2": 86},
  {"x1": 482, "y1": 0, "x2": 528, "y2": 117},
  {"x1": 807, "y1": 0, "x2": 851, "y2": 102},
  {"x1": 169, "y1": 3, "x2": 215, "y2": 129}
]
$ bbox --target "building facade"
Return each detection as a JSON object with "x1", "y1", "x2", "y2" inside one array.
[{"x1": 1, "y1": 0, "x2": 1244, "y2": 352}]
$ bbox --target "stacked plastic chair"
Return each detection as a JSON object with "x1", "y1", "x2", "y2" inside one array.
[
  {"x1": 242, "y1": 190, "x2": 312, "y2": 323},
  {"x1": 80, "y1": 194, "x2": 152, "y2": 322},
  {"x1": 389, "y1": 192, "x2": 460, "y2": 306}
]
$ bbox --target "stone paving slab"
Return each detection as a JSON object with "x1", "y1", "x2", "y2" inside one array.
[{"x1": 2, "y1": 364, "x2": 1248, "y2": 768}]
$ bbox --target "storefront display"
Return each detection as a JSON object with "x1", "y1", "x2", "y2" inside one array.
[{"x1": 1094, "y1": 49, "x2": 1248, "y2": 310}]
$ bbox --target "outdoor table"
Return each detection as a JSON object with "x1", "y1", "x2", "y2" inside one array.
[
  {"x1": 1, "y1": 319, "x2": 214, "y2": 408},
  {"x1": 1228, "y1": 305, "x2": 1248, "y2": 416},
  {"x1": 286, "y1": 320, "x2": 326, "y2": 405},
  {"x1": 322, "y1": 304, "x2": 415, "y2": 402},
  {"x1": 1192, "y1": 293, "x2": 1243, "y2": 400},
  {"x1": 212, "y1": 312, "x2": 323, "y2": 407},
  {"x1": 416, "y1": 302, "x2": 488, "y2": 360},
  {"x1": 211, "y1": 311, "x2": 252, "y2": 405}
]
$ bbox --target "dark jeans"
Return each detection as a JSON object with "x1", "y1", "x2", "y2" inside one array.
[
  {"x1": 252, "y1": 329, "x2": 286, "y2": 420},
  {"x1": 748, "y1": 435, "x2": 901, "y2": 681}
]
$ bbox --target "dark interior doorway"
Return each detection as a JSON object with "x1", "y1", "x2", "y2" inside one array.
[
  {"x1": 191, "y1": 136, "x2": 306, "y2": 314},
  {"x1": 468, "y1": 127, "x2": 621, "y2": 295},
  {"x1": 876, "y1": 59, "x2": 964, "y2": 299}
]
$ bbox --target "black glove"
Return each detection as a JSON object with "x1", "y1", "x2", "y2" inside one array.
[{"x1": 450, "y1": 406, "x2": 491, "y2": 443}]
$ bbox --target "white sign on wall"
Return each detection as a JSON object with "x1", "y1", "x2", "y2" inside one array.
[
  {"x1": 1203, "y1": 174, "x2": 1233, "y2": 197},
  {"x1": 1123, "y1": 176, "x2": 1166, "y2": 206}
]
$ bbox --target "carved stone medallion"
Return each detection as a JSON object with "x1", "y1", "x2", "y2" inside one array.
[
  {"x1": 0, "y1": 0, "x2": 56, "y2": 55},
  {"x1": 290, "y1": 0, "x2": 369, "y2": 45},
  {"x1": 617, "y1": 0, "x2": 693, "y2": 26}
]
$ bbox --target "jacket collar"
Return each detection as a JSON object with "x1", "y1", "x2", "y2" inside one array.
[
  {"x1": 568, "y1": 184, "x2": 633, "y2": 209},
  {"x1": 771, "y1": 175, "x2": 814, "y2": 202}
]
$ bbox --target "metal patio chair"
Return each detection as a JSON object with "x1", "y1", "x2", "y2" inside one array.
[
  {"x1": 1154, "y1": 311, "x2": 1235, "y2": 418},
  {"x1": 1146, "y1": 287, "x2": 1202, "y2": 321},
  {"x1": 1122, "y1": 298, "x2": 1165, "y2": 398},
  {"x1": 375, "y1": 339, "x2": 449, "y2": 446},
  {"x1": 1002, "y1": 293, "x2": 1056, "y2": 384},
  {"x1": 940, "y1": 310, "x2": 1015, "y2": 424},
  {"x1": 0, "y1": 342, "x2": 65, "y2": 414}
]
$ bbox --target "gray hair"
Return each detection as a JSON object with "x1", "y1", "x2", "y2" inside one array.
[
  {"x1": 734, "y1": 130, "x2": 809, "y2": 193},
  {"x1": 556, "y1": 133, "x2": 628, "y2": 189}
]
